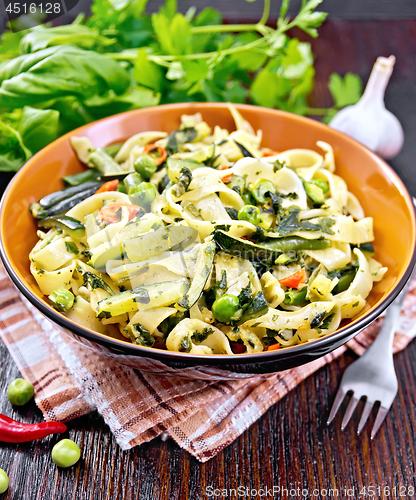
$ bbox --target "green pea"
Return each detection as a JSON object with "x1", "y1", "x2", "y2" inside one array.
[
  {"x1": 134, "y1": 155, "x2": 157, "y2": 180},
  {"x1": 7, "y1": 378, "x2": 34, "y2": 406},
  {"x1": 52, "y1": 439, "x2": 81, "y2": 468},
  {"x1": 249, "y1": 179, "x2": 276, "y2": 204},
  {"x1": 129, "y1": 182, "x2": 157, "y2": 208},
  {"x1": 48, "y1": 289, "x2": 74, "y2": 312},
  {"x1": 238, "y1": 205, "x2": 261, "y2": 225},
  {"x1": 0, "y1": 469, "x2": 8, "y2": 494},
  {"x1": 212, "y1": 294, "x2": 240, "y2": 324}
]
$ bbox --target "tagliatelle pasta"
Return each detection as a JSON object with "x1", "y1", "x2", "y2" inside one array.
[{"x1": 28, "y1": 106, "x2": 387, "y2": 355}]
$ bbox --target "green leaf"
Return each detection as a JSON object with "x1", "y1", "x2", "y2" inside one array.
[
  {"x1": 293, "y1": 0, "x2": 327, "y2": 38},
  {"x1": 19, "y1": 25, "x2": 115, "y2": 54},
  {"x1": 0, "y1": 120, "x2": 30, "y2": 172},
  {"x1": 328, "y1": 72, "x2": 363, "y2": 108},
  {"x1": 158, "y1": 0, "x2": 177, "y2": 20},
  {"x1": 0, "y1": 30, "x2": 24, "y2": 62},
  {"x1": 84, "y1": 86, "x2": 160, "y2": 119},
  {"x1": 280, "y1": 0, "x2": 290, "y2": 18},
  {"x1": 222, "y1": 80, "x2": 247, "y2": 103},
  {"x1": 0, "y1": 46, "x2": 131, "y2": 108},
  {"x1": 152, "y1": 12, "x2": 192, "y2": 55},
  {"x1": 250, "y1": 69, "x2": 280, "y2": 108},
  {"x1": 133, "y1": 47, "x2": 164, "y2": 92},
  {"x1": 193, "y1": 7, "x2": 223, "y2": 27},
  {"x1": 228, "y1": 33, "x2": 268, "y2": 72},
  {"x1": 182, "y1": 59, "x2": 210, "y2": 83},
  {"x1": 19, "y1": 106, "x2": 59, "y2": 153}
]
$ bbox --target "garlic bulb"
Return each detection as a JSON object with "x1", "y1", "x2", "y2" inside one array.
[{"x1": 330, "y1": 55, "x2": 404, "y2": 159}]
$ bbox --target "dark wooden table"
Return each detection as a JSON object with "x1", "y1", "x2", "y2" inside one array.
[{"x1": 1, "y1": 19, "x2": 416, "y2": 500}]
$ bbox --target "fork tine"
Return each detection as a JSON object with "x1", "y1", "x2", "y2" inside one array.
[
  {"x1": 357, "y1": 399, "x2": 373, "y2": 435},
  {"x1": 341, "y1": 395, "x2": 359, "y2": 430},
  {"x1": 371, "y1": 406, "x2": 389, "y2": 439},
  {"x1": 327, "y1": 388, "x2": 347, "y2": 425}
]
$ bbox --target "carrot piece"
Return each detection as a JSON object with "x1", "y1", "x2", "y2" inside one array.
[
  {"x1": 222, "y1": 173, "x2": 233, "y2": 183},
  {"x1": 267, "y1": 343, "x2": 281, "y2": 351},
  {"x1": 278, "y1": 268, "x2": 306, "y2": 289},
  {"x1": 263, "y1": 149, "x2": 280, "y2": 157},
  {"x1": 95, "y1": 179, "x2": 119, "y2": 194},
  {"x1": 98, "y1": 203, "x2": 141, "y2": 224}
]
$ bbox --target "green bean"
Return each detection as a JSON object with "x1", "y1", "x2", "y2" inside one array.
[
  {"x1": 332, "y1": 270, "x2": 356, "y2": 294},
  {"x1": 103, "y1": 143, "x2": 122, "y2": 157},
  {"x1": 7, "y1": 379, "x2": 34, "y2": 406},
  {"x1": 124, "y1": 173, "x2": 144, "y2": 193},
  {"x1": 63, "y1": 169, "x2": 101, "y2": 187},
  {"x1": 49, "y1": 289, "x2": 75, "y2": 312},
  {"x1": 242, "y1": 192, "x2": 256, "y2": 205},
  {"x1": 309, "y1": 178, "x2": 329, "y2": 193},
  {"x1": 88, "y1": 148, "x2": 123, "y2": 174},
  {"x1": 261, "y1": 236, "x2": 331, "y2": 253},
  {"x1": 52, "y1": 439, "x2": 81, "y2": 468},
  {"x1": 283, "y1": 286, "x2": 308, "y2": 306}
]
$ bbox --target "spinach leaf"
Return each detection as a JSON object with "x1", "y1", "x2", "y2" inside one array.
[
  {"x1": 0, "y1": 120, "x2": 30, "y2": 172},
  {"x1": 277, "y1": 209, "x2": 335, "y2": 236},
  {"x1": 0, "y1": 46, "x2": 131, "y2": 108},
  {"x1": 19, "y1": 24, "x2": 116, "y2": 54},
  {"x1": 192, "y1": 327, "x2": 214, "y2": 343},
  {"x1": 19, "y1": 106, "x2": 59, "y2": 154},
  {"x1": 129, "y1": 323, "x2": 155, "y2": 347}
]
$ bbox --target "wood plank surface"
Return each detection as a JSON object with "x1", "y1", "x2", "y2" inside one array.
[{"x1": 1, "y1": 19, "x2": 416, "y2": 500}]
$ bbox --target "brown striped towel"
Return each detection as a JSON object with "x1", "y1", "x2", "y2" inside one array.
[{"x1": 0, "y1": 261, "x2": 415, "y2": 462}]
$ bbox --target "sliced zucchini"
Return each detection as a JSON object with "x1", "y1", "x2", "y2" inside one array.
[
  {"x1": 176, "y1": 240, "x2": 216, "y2": 311},
  {"x1": 213, "y1": 230, "x2": 331, "y2": 262},
  {"x1": 167, "y1": 158, "x2": 202, "y2": 182},
  {"x1": 96, "y1": 280, "x2": 189, "y2": 318},
  {"x1": 38, "y1": 216, "x2": 85, "y2": 239},
  {"x1": 123, "y1": 225, "x2": 197, "y2": 262},
  {"x1": 93, "y1": 225, "x2": 198, "y2": 269},
  {"x1": 38, "y1": 181, "x2": 102, "y2": 209}
]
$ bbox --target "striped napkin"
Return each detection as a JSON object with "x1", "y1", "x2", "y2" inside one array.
[{"x1": 0, "y1": 262, "x2": 415, "y2": 462}]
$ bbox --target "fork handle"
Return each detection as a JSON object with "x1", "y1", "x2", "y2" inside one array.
[{"x1": 360, "y1": 284, "x2": 408, "y2": 360}]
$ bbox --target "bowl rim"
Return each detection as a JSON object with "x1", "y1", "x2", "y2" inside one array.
[{"x1": 1, "y1": 102, "x2": 415, "y2": 365}]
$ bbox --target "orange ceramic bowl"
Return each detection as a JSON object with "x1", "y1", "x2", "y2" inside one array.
[{"x1": 1, "y1": 103, "x2": 415, "y2": 379}]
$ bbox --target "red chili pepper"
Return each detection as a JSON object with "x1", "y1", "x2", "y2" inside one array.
[
  {"x1": 219, "y1": 165, "x2": 229, "y2": 171},
  {"x1": 267, "y1": 343, "x2": 281, "y2": 351},
  {"x1": 0, "y1": 414, "x2": 67, "y2": 443},
  {"x1": 142, "y1": 144, "x2": 167, "y2": 166},
  {"x1": 221, "y1": 173, "x2": 234, "y2": 183},
  {"x1": 95, "y1": 179, "x2": 119, "y2": 194},
  {"x1": 231, "y1": 342, "x2": 246, "y2": 354},
  {"x1": 279, "y1": 268, "x2": 306, "y2": 289},
  {"x1": 98, "y1": 203, "x2": 142, "y2": 224}
]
